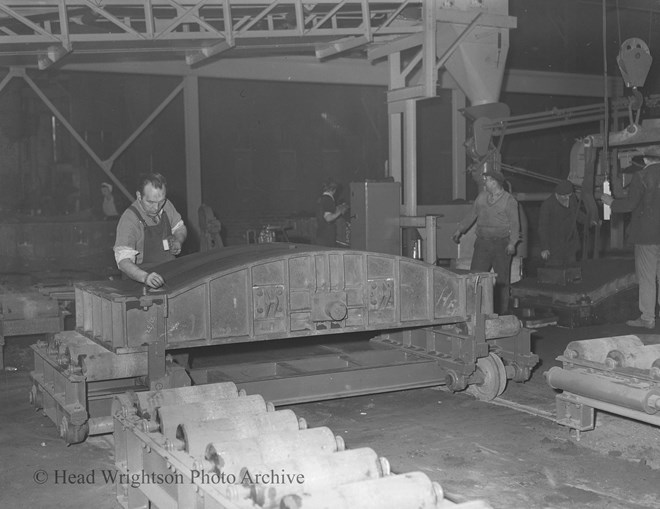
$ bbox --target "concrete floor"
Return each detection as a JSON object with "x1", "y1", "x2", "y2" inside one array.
[{"x1": 1, "y1": 322, "x2": 659, "y2": 509}]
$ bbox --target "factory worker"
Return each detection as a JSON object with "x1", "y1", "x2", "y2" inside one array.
[
  {"x1": 101, "y1": 182, "x2": 119, "y2": 219},
  {"x1": 315, "y1": 178, "x2": 349, "y2": 247},
  {"x1": 601, "y1": 155, "x2": 660, "y2": 329},
  {"x1": 113, "y1": 173, "x2": 187, "y2": 289},
  {"x1": 538, "y1": 179, "x2": 582, "y2": 267},
  {"x1": 452, "y1": 171, "x2": 520, "y2": 314}
]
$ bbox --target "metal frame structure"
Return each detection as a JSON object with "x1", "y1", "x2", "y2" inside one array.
[
  {"x1": 0, "y1": 0, "x2": 423, "y2": 68},
  {"x1": 0, "y1": 66, "x2": 187, "y2": 201},
  {"x1": 0, "y1": 1, "x2": 625, "y2": 242}
]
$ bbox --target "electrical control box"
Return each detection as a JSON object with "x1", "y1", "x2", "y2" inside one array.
[{"x1": 350, "y1": 181, "x2": 401, "y2": 255}]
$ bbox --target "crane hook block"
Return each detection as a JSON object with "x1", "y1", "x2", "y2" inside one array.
[{"x1": 617, "y1": 38, "x2": 652, "y2": 89}]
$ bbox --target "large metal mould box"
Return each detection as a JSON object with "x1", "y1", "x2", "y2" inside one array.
[{"x1": 74, "y1": 244, "x2": 495, "y2": 352}]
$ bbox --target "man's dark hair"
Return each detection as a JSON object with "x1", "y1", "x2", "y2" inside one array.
[
  {"x1": 137, "y1": 173, "x2": 167, "y2": 195},
  {"x1": 322, "y1": 178, "x2": 338, "y2": 193}
]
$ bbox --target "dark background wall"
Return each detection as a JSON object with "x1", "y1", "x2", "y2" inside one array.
[
  {"x1": 0, "y1": 72, "x2": 390, "y2": 247},
  {"x1": 1, "y1": 0, "x2": 658, "y2": 261},
  {"x1": 198, "y1": 78, "x2": 388, "y2": 243}
]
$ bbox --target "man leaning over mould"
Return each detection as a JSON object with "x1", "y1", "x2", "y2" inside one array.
[{"x1": 113, "y1": 173, "x2": 187, "y2": 290}]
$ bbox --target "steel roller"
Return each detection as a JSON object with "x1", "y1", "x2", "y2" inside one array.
[
  {"x1": 653, "y1": 358, "x2": 660, "y2": 378},
  {"x1": 202, "y1": 427, "x2": 345, "y2": 478},
  {"x1": 605, "y1": 344, "x2": 660, "y2": 370},
  {"x1": 156, "y1": 394, "x2": 274, "y2": 439},
  {"x1": 546, "y1": 366, "x2": 660, "y2": 414},
  {"x1": 135, "y1": 382, "x2": 240, "y2": 421},
  {"x1": 228, "y1": 447, "x2": 390, "y2": 506},
  {"x1": 564, "y1": 335, "x2": 643, "y2": 363},
  {"x1": 176, "y1": 409, "x2": 305, "y2": 456},
  {"x1": 277, "y1": 471, "x2": 447, "y2": 509}
]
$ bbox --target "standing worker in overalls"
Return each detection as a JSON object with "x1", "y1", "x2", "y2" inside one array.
[
  {"x1": 114, "y1": 173, "x2": 187, "y2": 289},
  {"x1": 315, "y1": 178, "x2": 349, "y2": 247}
]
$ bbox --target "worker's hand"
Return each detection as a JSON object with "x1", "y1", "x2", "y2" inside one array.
[
  {"x1": 541, "y1": 249, "x2": 550, "y2": 260},
  {"x1": 600, "y1": 194, "x2": 614, "y2": 206},
  {"x1": 144, "y1": 272, "x2": 165, "y2": 289},
  {"x1": 505, "y1": 243, "x2": 516, "y2": 256},
  {"x1": 170, "y1": 239, "x2": 182, "y2": 256},
  {"x1": 451, "y1": 230, "x2": 462, "y2": 244},
  {"x1": 338, "y1": 203, "x2": 349, "y2": 214}
]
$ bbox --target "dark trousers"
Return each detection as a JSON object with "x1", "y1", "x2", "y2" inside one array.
[{"x1": 470, "y1": 237, "x2": 512, "y2": 314}]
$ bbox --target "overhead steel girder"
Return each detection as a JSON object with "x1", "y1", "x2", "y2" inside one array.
[{"x1": 0, "y1": 0, "x2": 423, "y2": 67}]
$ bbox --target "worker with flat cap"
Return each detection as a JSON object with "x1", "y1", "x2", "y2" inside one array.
[
  {"x1": 453, "y1": 171, "x2": 520, "y2": 314},
  {"x1": 113, "y1": 172, "x2": 187, "y2": 289},
  {"x1": 538, "y1": 179, "x2": 582, "y2": 267}
]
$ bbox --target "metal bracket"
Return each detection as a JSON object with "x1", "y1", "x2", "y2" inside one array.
[{"x1": 555, "y1": 392, "x2": 595, "y2": 432}]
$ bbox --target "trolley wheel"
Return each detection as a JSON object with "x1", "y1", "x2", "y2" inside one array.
[
  {"x1": 467, "y1": 353, "x2": 508, "y2": 401},
  {"x1": 59, "y1": 416, "x2": 89, "y2": 445}
]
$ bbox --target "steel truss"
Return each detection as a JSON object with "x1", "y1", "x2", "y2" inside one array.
[
  {"x1": 0, "y1": 0, "x2": 425, "y2": 68},
  {"x1": 0, "y1": 0, "x2": 516, "y2": 237}
]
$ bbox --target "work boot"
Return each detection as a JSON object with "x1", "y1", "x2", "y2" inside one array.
[{"x1": 625, "y1": 317, "x2": 655, "y2": 329}]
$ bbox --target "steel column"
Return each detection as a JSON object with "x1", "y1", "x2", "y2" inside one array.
[
  {"x1": 452, "y1": 88, "x2": 467, "y2": 200},
  {"x1": 402, "y1": 99, "x2": 417, "y2": 216},
  {"x1": 183, "y1": 75, "x2": 202, "y2": 243},
  {"x1": 422, "y1": 0, "x2": 436, "y2": 97}
]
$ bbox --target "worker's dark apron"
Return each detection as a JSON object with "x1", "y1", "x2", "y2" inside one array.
[{"x1": 128, "y1": 205, "x2": 175, "y2": 271}]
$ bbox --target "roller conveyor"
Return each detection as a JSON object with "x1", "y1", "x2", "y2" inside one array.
[
  {"x1": 113, "y1": 383, "x2": 493, "y2": 509},
  {"x1": 545, "y1": 334, "x2": 660, "y2": 434}
]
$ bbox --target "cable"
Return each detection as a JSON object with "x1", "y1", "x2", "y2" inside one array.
[
  {"x1": 615, "y1": 0, "x2": 622, "y2": 47},
  {"x1": 650, "y1": 11, "x2": 654, "y2": 54},
  {"x1": 602, "y1": 0, "x2": 609, "y2": 178}
]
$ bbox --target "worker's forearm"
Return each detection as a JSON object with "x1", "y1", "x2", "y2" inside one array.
[
  {"x1": 324, "y1": 211, "x2": 342, "y2": 223},
  {"x1": 506, "y1": 200, "x2": 520, "y2": 246},
  {"x1": 508, "y1": 220, "x2": 520, "y2": 246},
  {"x1": 172, "y1": 225, "x2": 187, "y2": 244},
  {"x1": 118, "y1": 259, "x2": 148, "y2": 284},
  {"x1": 457, "y1": 212, "x2": 477, "y2": 234}
]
